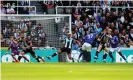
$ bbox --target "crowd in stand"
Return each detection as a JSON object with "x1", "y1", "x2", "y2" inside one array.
[
  {"x1": 58, "y1": 1, "x2": 133, "y2": 48},
  {"x1": 1, "y1": 1, "x2": 36, "y2": 14},
  {"x1": 1, "y1": 1, "x2": 133, "y2": 48},
  {"x1": 1, "y1": 20, "x2": 46, "y2": 47}
]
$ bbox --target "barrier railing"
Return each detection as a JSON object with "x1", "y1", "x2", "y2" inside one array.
[{"x1": 56, "y1": 6, "x2": 133, "y2": 14}]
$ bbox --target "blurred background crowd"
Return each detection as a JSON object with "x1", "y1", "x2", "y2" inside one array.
[{"x1": 1, "y1": 0, "x2": 133, "y2": 48}]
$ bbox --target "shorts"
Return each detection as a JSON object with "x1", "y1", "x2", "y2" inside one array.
[
  {"x1": 98, "y1": 42, "x2": 106, "y2": 50},
  {"x1": 12, "y1": 51, "x2": 20, "y2": 55},
  {"x1": 110, "y1": 47, "x2": 121, "y2": 53},
  {"x1": 82, "y1": 51, "x2": 91, "y2": 62},
  {"x1": 61, "y1": 47, "x2": 71, "y2": 54},
  {"x1": 82, "y1": 43, "x2": 92, "y2": 52},
  {"x1": 23, "y1": 47, "x2": 35, "y2": 55}
]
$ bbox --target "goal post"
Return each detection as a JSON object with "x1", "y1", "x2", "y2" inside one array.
[{"x1": 1, "y1": 14, "x2": 71, "y2": 49}]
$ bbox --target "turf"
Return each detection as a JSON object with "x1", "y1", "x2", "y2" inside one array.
[{"x1": 1, "y1": 63, "x2": 133, "y2": 80}]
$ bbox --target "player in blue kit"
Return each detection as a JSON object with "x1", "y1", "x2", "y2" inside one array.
[
  {"x1": 109, "y1": 34, "x2": 127, "y2": 62},
  {"x1": 78, "y1": 31, "x2": 97, "y2": 62}
]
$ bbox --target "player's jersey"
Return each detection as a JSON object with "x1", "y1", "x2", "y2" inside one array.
[
  {"x1": 98, "y1": 33, "x2": 112, "y2": 44},
  {"x1": 22, "y1": 40, "x2": 31, "y2": 47},
  {"x1": 64, "y1": 38, "x2": 73, "y2": 49},
  {"x1": 10, "y1": 41, "x2": 20, "y2": 53},
  {"x1": 111, "y1": 36, "x2": 119, "y2": 48},
  {"x1": 83, "y1": 33, "x2": 96, "y2": 44},
  {"x1": 22, "y1": 41, "x2": 28, "y2": 47}
]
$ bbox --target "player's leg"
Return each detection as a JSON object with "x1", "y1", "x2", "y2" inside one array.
[
  {"x1": 11, "y1": 53, "x2": 19, "y2": 62},
  {"x1": 19, "y1": 51, "x2": 29, "y2": 62},
  {"x1": 77, "y1": 51, "x2": 83, "y2": 62},
  {"x1": 82, "y1": 51, "x2": 91, "y2": 62},
  {"x1": 109, "y1": 49, "x2": 115, "y2": 62},
  {"x1": 82, "y1": 43, "x2": 91, "y2": 62},
  {"x1": 18, "y1": 49, "x2": 28, "y2": 61},
  {"x1": 117, "y1": 48, "x2": 127, "y2": 62},
  {"x1": 31, "y1": 51, "x2": 45, "y2": 62},
  {"x1": 30, "y1": 48, "x2": 45, "y2": 62},
  {"x1": 103, "y1": 47, "x2": 108, "y2": 63},
  {"x1": 46, "y1": 48, "x2": 62, "y2": 60},
  {"x1": 66, "y1": 48, "x2": 75, "y2": 62},
  {"x1": 94, "y1": 44, "x2": 102, "y2": 61},
  {"x1": 77, "y1": 43, "x2": 86, "y2": 62}
]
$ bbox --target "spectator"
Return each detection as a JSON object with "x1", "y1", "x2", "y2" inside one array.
[
  {"x1": 27, "y1": 22, "x2": 33, "y2": 35},
  {"x1": 74, "y1": 16, "x2": 83, "y2": 28},
  {"x1": 73, "y1": 8, "x2": 81, "y2": 22},
  {"x1": 31, "y1": 29, "x2": 36, "y2": 38},
  {"x1": 19, "y1": 1, "x2": 29, "y2": 6},
  {"x1": 94, "y1": 22, "x2": 102, "y2": 34},
  {"x1": 6, "y1": 5, "x2": 15, "y2": 14},
  {"x1": 73, "y1": 27, "x2": 80, "y2": 40},
  {"x1": 129, "y1": 18, "x2": 133, "y2": 27},
  {"x1": 83, "y1": 17, "x2": 89, "y2": 29},
  {"x1": 14, "y1": 29, "x2": 20, "y2": 39},
  {"x1": 29, "y1": 7, "x2": 36, "y2": 14},
  {"x1": 1, "y1": 34, "x2": 6, "y2": 45},
  {"x1": 96, "y1": 13, "x2": 102, "y2": 23},
  {"x1": 120, "y1": 12, "x2": 125, "y2": 23},
  {"x1": 27, "y1": 35, "x2": 32, "y2": 41},
  {"x1": 129, "y1": 28, "x2": 133, "y2": 41},
  {"x1": 4, "y1": 28, "x2": 13, "y2": 39},
  {"x1": 72, "y1": 40, "x2": 80, "y2": 50},
  {"x1": 118, "y1": 39, "x2": 127, "y2": 47},
  {"x1": 124, "y1": 34, "x2": 131, "y2": 47},
  {"x1": 38, "y1": 29, "x2": 46, "y2": 46},
  {"x1": 18, "y1": 20, "x2": 27, "y2": 31},
  {"x1": 35, "y1": 23, "x2": 43, "y2": 33},
  {"x1": 1, "y1": 3, "x2": 6, "y2": 14},
  {"x1": 22, "y1": 7, "x2": 29, "y2": 14}
]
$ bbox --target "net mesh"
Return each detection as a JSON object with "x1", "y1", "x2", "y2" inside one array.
[{"x1": 1, "y1": 15, "x2": 70, "y2": 48}]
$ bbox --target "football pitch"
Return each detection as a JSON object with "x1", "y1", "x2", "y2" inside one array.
[{"x1": 1, "y1": 63, "x2": 133, "y2": 80}]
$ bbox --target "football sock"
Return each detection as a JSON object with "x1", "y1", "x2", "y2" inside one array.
[
  {"x1": 103, "y1": 53, "x2": 107, "y2": 60},
  {"x1": 36, "y1": 58, "x2": 40, "y2": 62},
  {"x1": 78, "y1": 52, "x2": 83, "y2": 60},
  {"x1": 118, "y1": 52, "x2": 126, "y2": 61},
  {"x1": 22, "y1": 56, "x2": 29, "y2": 62},
  {"x1": 51, "y1": 52, "x2": 58, "y2": 57},
  {"x1": 109, "y1": 51, "x2": 114, "y2": 60},
  {"x1": 95, "y1": 51, "x2": 100, "y2": 58},
  {"x1": 18, "y1": 56, "x2": 22, "y2": 61},
  {"x1": 37, "y1": 56, "x2": 42, "y2": 59}
]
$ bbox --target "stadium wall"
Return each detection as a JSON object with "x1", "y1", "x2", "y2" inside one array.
[
  {"x1": 1, "y1": 47, "x2": 58, "y2": 62},
  {"x1": 90, "y1": 49, "x2": 133, "y2": 63},
  {"x1": 1, "y1": 48, "x2": 133, "y2": 63}
]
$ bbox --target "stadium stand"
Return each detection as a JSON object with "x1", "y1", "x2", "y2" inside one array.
[{"x1": 1, "y1": 1, "x2": 133, "y2": 48}]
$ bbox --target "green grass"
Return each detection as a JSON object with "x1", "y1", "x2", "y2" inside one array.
[{"x1": 1, "y1": 63, "x2": 133, "y2": 80}]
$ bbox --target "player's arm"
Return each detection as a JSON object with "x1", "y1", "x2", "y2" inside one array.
[
  {"x1": 74, "y1": 40, "x2": 81, "y2": 47},
  {"x1": 97, "y1": 35, "x2": 102, "y2": 42},
  {"x1": 8, "y1": 46, "x2": 11, "y2": 51},
  {"x1": 96, "y1": 32, "x2": 102, "y2": 42},
  {"x1": 28, "y1": 41, "x2": 33, "y2": 47},
  {"x1": 128, "y1": 40, "x2": 133, "y2": 47},
  {"x1": 7, "y1": 44, "x2": 11, "y2": 54},
  {"x1": 8, "y1": 42, "x2": 12, "y2": 51},
  {"x1": 97, "y1": 32, "x2": 105, "y2": 42}
]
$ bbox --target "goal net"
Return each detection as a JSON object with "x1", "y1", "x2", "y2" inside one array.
[{"x1": 1, "y1": 15, "x2": 71, "y2": 49}]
